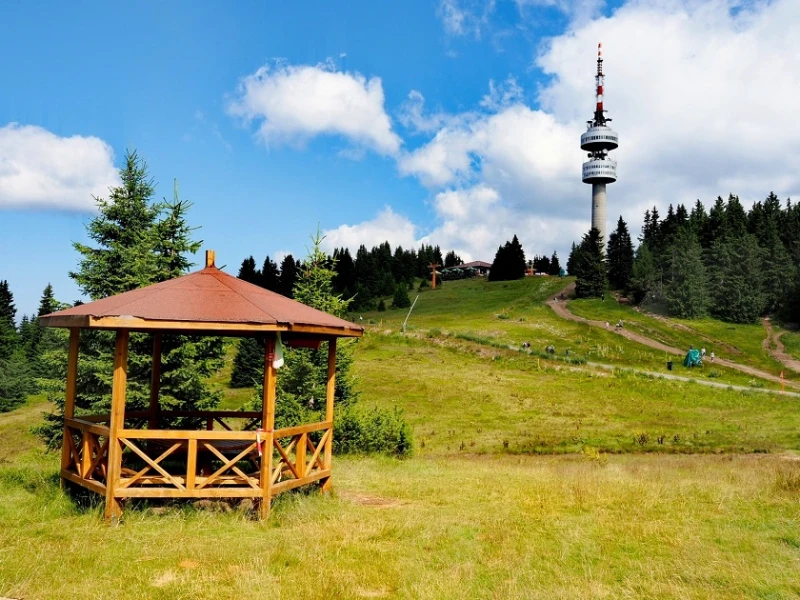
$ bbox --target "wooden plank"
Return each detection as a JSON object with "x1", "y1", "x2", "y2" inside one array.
[
  {"x1": 272, "y1": 439, "x2": 301, "y2": 480},
  {"x1": 158, "y1": 410, "x2": 261, "y2": 419},
  {"x1": 274, "y1": 420, "x2": 331, "y2": 438},
  {"x1": 271, "y1": 470, "x2": 331, "y2": 495},
  {"x1": 186, "y1": 439, "x2": 197, "y2": 490},
  {"x1": 118, "y1": 430, "x2": 258, "y2": 440},
  {"x1": 61, "y1": 469, "x2": 107, "y2": 495},
  {"x1": 105, "y1": 329, "x2": 128, "y2": 522},
  {"x1": 60, "y1": 328, "x2": 80, "y2": 477},
  {"x1": 323, "y1": 338, "x2": 336, "y2": 493},
  {"x1": 148, "y1": 333, "x2": 162, "y2": 429},
  {"x1": 87, "y1": 316, "x2": 364, "y2": 337},
  {"x1": 80, "y1": 431, "x2": 93, "y2": 478},
  {"x1": 116, "y1": 487, "x2": 263, "y2": 499},
  {"x1": 307, "y1": 429, "x2": 330, "y2": 473},
  {"x1": 64, "y1": 418, "x2": 111, "y2": 436},
  {"x1": 85, "y1": 439, "x2": 109, "y2": 482},
  {"x1": 296, "y1": 433, "x2": 307, "y2": 478},
  {"x1": 259, "y1": 336, "x2": 277, "y2": 520}
]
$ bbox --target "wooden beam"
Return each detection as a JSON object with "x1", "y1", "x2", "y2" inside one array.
[
  {"x1": 118, "y1": 430, "x2": 257, "y2": 440},
  {"x1": 60, "y1": 328, "x2": 80, "y2": 480},
  {"x1": 322, "y1": 338, "x2": 336, "y2": 493},
  {"x1": 64, "y1": 418, "x2": 111, "y2": 437},
  {"x1": 259, "y1": 336, "x2": 277, "y2": 519},
  {"x1": 186, "y1": 439, "x2": 197, "y2": 490},
  {"x1": 61, "y1": 469, "x2": 107, "y2": 496},
  {"x1": 148, "y1": 333, "x2": 162, "y2": 429},
  {"x1": 273, "y1": 420, "x2": 331, "y2": 438},
  {"x1": 271, "y1": 470, "x2": 331, "y2": 495},
  {"x1": 116, "y1": 487, "x2": 263, "y2": 499},
  {"x1": 39, "y1": 314, "x2": 364, "y2": 338},
  {"x1": 104, "y1": 329, "x2": 129, "y2": 523}
]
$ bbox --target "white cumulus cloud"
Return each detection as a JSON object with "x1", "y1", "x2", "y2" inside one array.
[
  {"x1": 0, "y1": 124, "x2": 118, "y2": 211},
  {"x1": 228, "y1": 61, "x2": 401, "y2": 156},
  {"x1": 322, "y1": 207, "x2": 419, "y2": 252}
]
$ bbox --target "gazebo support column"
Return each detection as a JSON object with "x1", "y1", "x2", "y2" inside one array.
[
  {"x1": 148, "y1": 333, "x2": 162, "y2": 429},
  {"x1": 258, "y1": 336, "x2": 277, "y2": 520},
  {"x1": 60, "y1": 328, "x2": 80, "y2": 487},
  {"x1": 105, "y1": 329, "x2": 129, "y2": 523},
  {"x1": 322, "y1": 338, "x2": 337, "y2": 493}
]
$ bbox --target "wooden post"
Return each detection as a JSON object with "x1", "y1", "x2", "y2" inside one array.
[
  {"x1": 148, "y1": 333, "x2": 162, "y2": 429},
  {"x1": 60, "y1": 328, "x2": 80, "y2": 482},
  {"x1": 258, "y1": 336, "x2": 277, "y2": 519},
  {"x1": 322, "y1": 338, "x2": 337, "y2": 493},
  {"x1": 429, "y1": 263, "x2": 440, "y2": 289},
  {"x1": 105, "y1": 329, "x2": 129, "y2": 523}
]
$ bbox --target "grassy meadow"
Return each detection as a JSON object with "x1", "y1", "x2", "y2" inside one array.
[{"x1": 2, "y1": 275, "x2": 800, "y2": 599}]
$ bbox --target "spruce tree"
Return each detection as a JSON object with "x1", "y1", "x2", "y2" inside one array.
[
  {"x1": 548, "y1": 252, "x2": 561, "y2": 276},
  {"x1": 708, "y1": 234, "x2": 766, "y2": 323},
  {"x1": 238, "y1": 256, "x2": 259, "y2": 284},
  {"x1": 0, "y1": 280, "x2": 17, "y2": 361},
  {"x1": 392, "y1": 283, "x2": 411, "y2": 309},
  {"x1": 260, "y1": 256, "x2": 281, "y2": 292},
  {"x1": 37, "y1": 152, "x2": 224, "y2": 447},
  {"x1": 574, "y1": 228, "x2": 607, "y2": 298},
  {"x1": 279, "y1": 255, "x2": 298, "y2": 298},
  {"x1": 664, "y1": 227, "x2": 709, "y2": 318},
  {"x1": 629, "y1": 243, "x2": 659, "y2": 304},
  {"x1": 606, "y1": 216, "x2": 634, "y2": 290}
]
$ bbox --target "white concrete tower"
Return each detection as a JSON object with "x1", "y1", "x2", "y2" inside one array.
[{"x1": 580, "y1": 43, "x2": 618, "y2": 248}]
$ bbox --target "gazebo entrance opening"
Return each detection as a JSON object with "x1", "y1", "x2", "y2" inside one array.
[{"x1": 42, "y1": 251, "x2": 363, "y2": 522}]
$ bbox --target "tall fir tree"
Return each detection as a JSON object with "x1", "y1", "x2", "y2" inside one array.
[
  {"x1": 259, "y1": 256, "x2": 281, "y2": 292},
  {"x1": 664, "y1": 227, "x2": 709, "y2": 318},
  {"x1": 238, "y1": 256, "x2": 259, "y2": 284},
  {"x1": 37, "y1": 152, "x2": 224, "y2": 446},
  {"x1": 279, "y1": 254, "x2": 298, "y2": 298},
  {"x1": 629, "y1": 243, "x2": 659, "y2": 304},
  {"x1": 0, "y1": 280, "x2": 17, "y2": 361},
  {"x1": 574, "y1": 228, "x2": 607, "y2": 298},
  {"x1": 707, "y1": 234, "x2": 766, "y2": 323},
  {"x1": 548, "y1": 251, "x2": 561, "y2": 276},
  {"x1": 606, "y1": 216, "x2": 634, "y2": 291}
]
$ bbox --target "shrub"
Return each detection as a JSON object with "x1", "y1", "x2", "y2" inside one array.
[
  {"x1": 377, "y1": 299, "x2": 386, "y2": 312},
  {"x1": 334, "y1": 406, "x2": 413, "y2": 457},
  {"x1": 393, "y1": 284, "x2": 411, "y2": 309}
]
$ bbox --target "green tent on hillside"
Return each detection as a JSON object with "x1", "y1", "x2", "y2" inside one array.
[{"x1": 683, "y1": 347, "x2": 702, "y2": 367}]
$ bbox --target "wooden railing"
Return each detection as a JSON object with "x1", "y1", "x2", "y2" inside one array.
[
  {"x1": 62, "y1": 411, "x2": 332, "y2": 501},
  {"x1": 61, "y1": 417, "x2": 111, "y2": 495}
]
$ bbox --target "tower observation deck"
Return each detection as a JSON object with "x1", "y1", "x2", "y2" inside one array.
[{"x1": 581, "y1": 43, "x2": 618, "y2": 246}]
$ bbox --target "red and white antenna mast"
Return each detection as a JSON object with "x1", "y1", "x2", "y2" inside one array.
[{"x1": 593, "y1": 43, "x2": 609, "y2": 126}]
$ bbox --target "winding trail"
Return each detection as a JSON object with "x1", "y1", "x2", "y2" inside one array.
[
  {"x1": 762, "y1": 318, "x2": 800, "y2": 374},
  {"x1": 547, "y1": 284, "x2": 800, "y2": 390}
]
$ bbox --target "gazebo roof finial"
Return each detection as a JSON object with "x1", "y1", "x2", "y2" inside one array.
[{"x1": 205, "y1": 250, "x2": 216, "y2": 268}]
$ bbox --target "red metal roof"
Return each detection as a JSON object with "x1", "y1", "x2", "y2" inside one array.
[{"x1": 40, "y1": 265, "x2": 363, "y2": 337}]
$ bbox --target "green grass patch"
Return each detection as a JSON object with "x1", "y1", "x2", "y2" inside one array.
[{"x1": 354, "y1": 333, "x2": 800, "y2": 456}]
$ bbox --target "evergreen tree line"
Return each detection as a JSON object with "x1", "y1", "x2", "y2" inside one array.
[
  {"x1": 237, "y1": 242, "x2": 456, "y2": 312},
  {"x1": 568, "y1": 192, "x2": 800, "y2": 324},
  {"x1": 530, "y1": 252, "x2": 562, "y2": 276},
  {"x1": 488, "y1": 235, "x2": 527, "y2": 281},
  {"x1": 0, "y1": 281, "x2": 61, "y2": 412}
]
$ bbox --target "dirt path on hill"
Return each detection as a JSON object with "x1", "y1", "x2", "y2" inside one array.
[
  {"x1": 547, "y1": 284, "x2": 800, "y2": 389},
  {"x1": 762, "y1": 318, "x2": 800, "y2": 374}
]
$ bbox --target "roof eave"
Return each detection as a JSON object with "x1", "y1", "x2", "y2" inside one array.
[{"x1": 39, "y1": 314, "x2": 364, "y2": 338}]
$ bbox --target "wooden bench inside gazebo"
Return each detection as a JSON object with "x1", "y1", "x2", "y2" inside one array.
[{"x1": 39, "y1": 251, "x2": 363, "y2": 522}]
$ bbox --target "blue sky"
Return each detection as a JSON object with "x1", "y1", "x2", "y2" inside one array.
[{"x1": 1, "y1": 0, "x2": 799, "y2": 317}]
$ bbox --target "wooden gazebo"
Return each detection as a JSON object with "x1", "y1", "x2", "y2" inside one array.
[{"x1": 39, "y1": 251, "x2": 363, "y2": 522}]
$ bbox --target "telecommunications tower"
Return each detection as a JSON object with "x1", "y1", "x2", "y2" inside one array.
[{"x1": 580, "y1": 43, "x2": 618, "y2": 246}]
